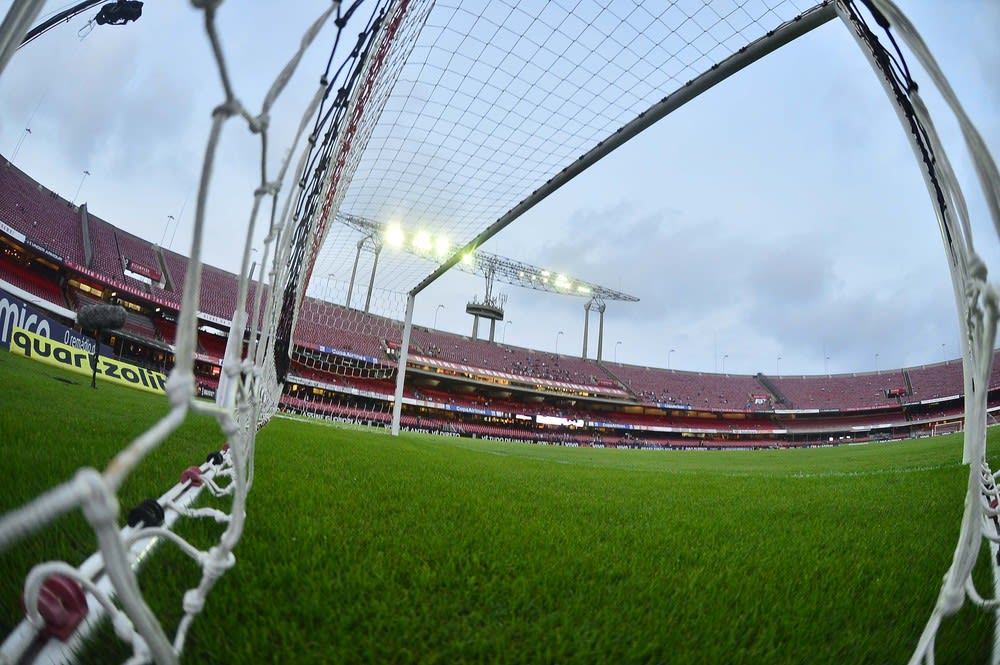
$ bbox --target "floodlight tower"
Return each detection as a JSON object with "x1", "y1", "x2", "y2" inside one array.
[
  {"x1": 581, "y1": 296, "x2": 606, "y2": 361},
  {"x1": 466, "y1": 261, "x2": 506, "y2": 341},
  {"x1": 345, "y1": 233, "x2": 382, "y2": 312}
]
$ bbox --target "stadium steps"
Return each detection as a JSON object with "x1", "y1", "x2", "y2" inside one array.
[
  {"x1": 595, "y1": 361, "x2": 637, "y2": 398},
  {"x1": 754, "y1": 373, "x2": 790, "y2": 408},
  {"x1": 154, "y1": 246, "x2": 174, "y2": 291}
]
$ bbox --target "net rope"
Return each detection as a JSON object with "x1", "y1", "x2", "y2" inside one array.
[
  {"x1": 309, "y1": 0, "x2": 819, "y2": 304},
  {"x1": 0, "y1": 1, "x2": 386, "y2": 663},
  {"x1": 298, "y1": 0, "x2": 823, "y2": 431},
  {"x1": 1, "y1": 0, "x2": 997, "y2": 662},
  {"x1": 836, "y1": 1, "x2": 1000, "y2": 663}
]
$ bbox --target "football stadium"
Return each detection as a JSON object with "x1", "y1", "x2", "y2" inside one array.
[{"x1": 1, "y1": 0, "x2": 999, "y2": 663}]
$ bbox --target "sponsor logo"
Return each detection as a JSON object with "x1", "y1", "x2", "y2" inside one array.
[
  {"x1": 23, "y1": 238, "x2": 63, "y2": 263},
  {"x1": 123, "y1": 257, "x2": 162, "y2": 282},
  {"x1": 10, "y1": 326, "x2": 167, "y2": 395},
  {"x1": 0, "y1": 294, "x2": 51, "y2": 347},
  {"x1": 63, "y1": 329, "x2": 97, "y2": 355},
  {"x1": 0, "y1": 286, "x2": 111, "y2": 355}
]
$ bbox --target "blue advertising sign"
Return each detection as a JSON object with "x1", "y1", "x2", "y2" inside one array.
[{"x1": 0, "y1": 286, "x2": 111, "y2": 356}]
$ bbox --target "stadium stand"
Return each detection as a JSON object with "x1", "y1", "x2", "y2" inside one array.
[
  {"x1": 601, "y1": 363, "x2": 768, "y2": 411},
  {"x1": 0, "y1": 253, "x2": 65, "y2": 306},
  {"x1": 1, "y1": 154, "x2": 996, "y2": 448},
  {"x1": 906, "y1": 361, "x2": 966, "y2": 400},
  {"x1": 767, "y1": 371, "x2": 909, "y2": 411},
  {"x1": 0, "y1": 160, "x2": 86, "y2": 265}
]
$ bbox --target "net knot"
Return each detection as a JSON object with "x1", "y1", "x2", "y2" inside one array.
[
  {"x1": 182, "y1": 588, "x2": 205, "y2": 615},
  {"x1": 75, "y1": 468, "x2": 118, "y2": 527},
  {"x1": 255, "y1": 182, "x2": 280, "y2": 198},
  {"x1": 249, "y1": 112, "x2": 269, "y2": 135},
  {"x1": 212, "y1": 100, "x2": 241, "y2": 120},
  {"x1": 939, "y1": 582, "x2": 965, "y2": 616},
  {"x1": 203, "y1": 547, "x2": 237, "y2": 579},
  {"x1": 165, "y1": 370, "x2": 195, "y2": 409}
]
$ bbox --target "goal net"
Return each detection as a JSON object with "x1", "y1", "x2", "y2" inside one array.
[
  {"x1": 932, "y1": 421, "x2": 964, "y2": 437},
  {"x1": 835, "y1": 2, "x2": 1000, "y2": 664},
  {"x1": 0, "y1": 0, "x2": 996, "y2": 663}
]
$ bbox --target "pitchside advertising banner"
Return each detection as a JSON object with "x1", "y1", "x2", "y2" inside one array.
[
  {"x1": 0, "y1": 285, "x2": 112, "y2": 356},
  {"x1": 9, "y1": 326, "x2": 167, "y2": 395}
]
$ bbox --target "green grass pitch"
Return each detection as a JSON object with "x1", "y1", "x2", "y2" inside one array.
[{"x1": 1, "y1": 348, "x2": 998, "y2": 663}]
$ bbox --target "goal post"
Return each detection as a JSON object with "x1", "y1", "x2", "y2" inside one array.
[
  {"x1": 389, "y1": 2, "x2": 838, "y2": 437},
  {"x1": 932, "y1": 421, "x2": 964, "y2": 437}
]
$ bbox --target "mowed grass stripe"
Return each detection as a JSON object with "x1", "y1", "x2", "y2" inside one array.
[{"x1": 1, "y1": 349, "x2": 995, "y2": 663}]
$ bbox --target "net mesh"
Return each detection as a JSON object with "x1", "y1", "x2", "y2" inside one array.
[
  {"x1": 301, "y1": 0, "x2": 822, "y2": 412},
  {"x1": 836, "y1": 1, "x2": 1000, "y2": 663},
  {"x1": 1, "y1": 0, "x2": 996, "y2": 663},
  {"x1": 310, "y1": 0, "x2": 819, "y2": 299},
  {"x1": 0, "y1": 1, "x2": 392, "y2": 662}
]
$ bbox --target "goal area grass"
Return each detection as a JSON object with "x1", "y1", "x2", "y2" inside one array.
[{"x1": 0, "y1": 348, "x2": 997, "y2": 664}]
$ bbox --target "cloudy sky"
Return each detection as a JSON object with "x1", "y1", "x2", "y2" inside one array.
[{"x1": 1, "y1": 0, "x2": 998, "y2": 377}]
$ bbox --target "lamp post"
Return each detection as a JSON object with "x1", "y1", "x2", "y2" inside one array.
[
  {"x1": 668, "y1": 348, "x2": 675, "y2": 370},
  {"x1": 556, "y1": 330, "x2": 564, "y2": 354},
  {"x1": 875, "y1": 352, "x2": 879, "y2": 374},
  {"x1": 248, "y1": 248, "x2": 259, "y2": 282},
  {"x1": 159, "y1": 214, "x2": 175, "y2": 246},
  {"x1": 825, "y1": 355, "x2": 831, "y2": 375},
  {"x1": 434, "y1": 304, "x2": 444, "y2": 329},
  {"x1": 722, "y1": 354, "x2": 729, "y2": 374},
  {"x1": 325, "y1": 272, "x2": 335, "y2": 300},
  {"x1": 776, "y1": 356, "x2": 782, "y2": 375},
  {"x1": 615, "y1": 340, "x2": 622, "y2": 363},
  {"x1": 72, "y1": 169, "x2": 90, "y2": 204},
  {"x1": 503, "y1": 320, "x2": 512, "y2": 344},
  {"x1": 11, "y1": 127, "x2": 30, "y2": 162},
  {"x1": 941, "y1": 343, "x2": 946, "y2": 361}
]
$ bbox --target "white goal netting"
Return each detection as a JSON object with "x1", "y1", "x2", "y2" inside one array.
[{"x1": 0, "y1": 0, "x2": 997, "y2": 663}]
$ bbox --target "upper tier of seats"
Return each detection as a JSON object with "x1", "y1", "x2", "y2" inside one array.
[{"x1": 0, "y1": 160, "x2": 85, "y2": 264}]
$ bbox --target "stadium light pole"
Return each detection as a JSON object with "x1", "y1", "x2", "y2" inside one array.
[
  {"x1": 668, "y1": 348, "x2": 675, "y2": 370},
  {"x1": 825, "y1": 355, "x2": 830, "y2": 375},
  {"x1": 72, "y1": 169, "x2": 90, "y2": 204},
  {"x1": 723, "y1": 354, "x2": 729, "y2": 374},
  {"x1": 941, "y1": 343, "x2": 946, "y2": 361},
  {"x1": 875, "y1": 352, "x2": 879, "y2": 374},
  {"x1": 503, "y1": 320, "x2": 512, "y2": 344},
  {"x1": 159, "y1": 214, "x2": 175, "y2": 246},
  {"x1": 556, "y1": 330, "x2": 564, "y2": 354},
  {"x1": 776, "y1": 356, "x2": 781, "y2": 375},
  {"x1": 10, "y1": 127, "x2": 30, "y2": 162},
  {"x1": 615, "y1": 340, "x2": 622, "y2": 364},
  {"x1": 248, "y1": 249, "x2": 259, "y2": 282},
  {"x1": 434, "y1": 304, "x2": 444, "y2": 329}
]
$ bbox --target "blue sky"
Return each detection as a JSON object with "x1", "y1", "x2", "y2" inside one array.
[{"x1": 1, "y1": 1, "x2": 997, "y2": 377}]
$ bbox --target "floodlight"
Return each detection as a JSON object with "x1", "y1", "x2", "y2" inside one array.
[
  {"x1": 555, "y1": 274, "x2": 571, "y2": 289},
  {"x1": 384, "y1": 223, "x2": 405, "y2": 248},
  {"x1": 413, "y1": 230, "x2": 432, "y2": 252},
  {"x1": 434, "y1": 235, "x2": 450, "y2": 258}
]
